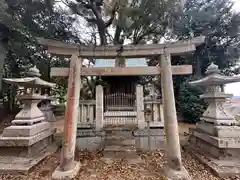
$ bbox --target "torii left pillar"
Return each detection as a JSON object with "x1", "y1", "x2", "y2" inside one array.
[{"x1": 52, "y1": 53, "x2": 81, "y2": 180}]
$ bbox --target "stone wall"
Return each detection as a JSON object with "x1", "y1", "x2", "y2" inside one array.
[
  {"x1": 76, "y1": 128, "x2": 165, "y2": 152},
  {"x1": 134, "y1": 128, "x2": 165, "y2": 151}
]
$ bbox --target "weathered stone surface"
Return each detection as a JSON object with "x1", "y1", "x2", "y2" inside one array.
[
  {"x1": 76, "y1": 136, "x2": 104, "y2": 151},
  {"x1": 102, "y1": 125, "x2": 140, "y2": 161},
  {"x1": 96, "y1": 85, "x2": 103, "y2": 131},
  {"x1": 52, "y1": 161, "x2": 80, "y2": 180},
  {"x1": 12, "y1": 116, "x2": 45, "y2": 125},
  {"x1": 0, "y1": 66, "x2": 58, "y2": 175},
  {"x1": 103, "y1": 117, "x2": 137, "y2": 126},
  {"x1": 196, "y1": 122, "x2": 240, "y2": 138},
  {"x1": 193, "y1": 131, "x2": 240, "y2": 148},
  {"x1": 133, "y1": 128, "x2": 165, "y2": 136},
  {"x1": 0, "y1": 128, "x2": 55, "y2": 147},
  {"x1": 161, "y1": 52, "x2": 186, "y2": 174},
  {"x1": 105, "y1": 138, "x2": 135, "y2": 146},
  {"x1": 149, "y1": 121, "x2": 164, "y2": 128},
  {"x1": 190, "y1": 134, "x2": 240, "y2": 160},
  {"x1": 56, "y1": 54, "x2": 81, "y2": 175},
  {"x1": 77, "y1": 128, "x2": 105, "y2": 137},
  {"x1": 136, "y1": 85, "x2": 145, "y2": 129},
  {"x1": 77, "y1": 129, "x2": 96, "y2": 137},
  {"x1": 105, "y1": 130, "x2": 133, "y2": 138},
  {"x1": 40, "y1": 106, "x2": 56, "y2": 122},
  {"x1": 75, "y1": 128, "x2": 165, "y2": 152},
  {"x1": 2, "y1": 122, "x2": 51, "y2": 137},
  {"x1": 135, "y1": 136, "x2": 165, "y2": 151},
  {"x1": 199, "y1": 93, "x2": 236, "y2": 125},
  {"x1": 38, "y1": 36, "x2": 205, "y2": 58},
  {"x1": 163, "y1": 165, "x2": 192, "y2": 180},
  {"x1": 190, "y1": 63, "x2": 239, "y2": 125},
  {"x1": 185, "y1": 144, "x2": 240, "y2": 177},
  {"x1": 188, "y1": 63, "x2": 240, "y2": 177},
  {"x1": 0, "y1": 135, "x2": 54, "y2": 157},
  {"x1": 0, "y1": 141, "x2": 58, "y2": 174}
]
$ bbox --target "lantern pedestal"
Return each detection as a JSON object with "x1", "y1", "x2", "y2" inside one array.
[
  {"x1": 0, "y1": 67, "x2": 58, "y2": 174},
  {"x1": 187, "y1": 63, "x2": 240, "y2": 177}
]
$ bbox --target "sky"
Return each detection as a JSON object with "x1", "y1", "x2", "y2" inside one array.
[
  {"x1": 233, "y1": 0, "x2": 240, "y2": 11},
  {"x1": 224, "y1": 0, "x2": 240, "y2": 96}
]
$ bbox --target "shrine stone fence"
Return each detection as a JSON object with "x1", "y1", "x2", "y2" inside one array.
[{"x1": 75, "y1": 98, "x2": 165, "y2": 152}]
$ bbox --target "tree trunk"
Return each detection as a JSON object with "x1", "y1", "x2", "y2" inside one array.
[
  {"x1": 0, "y1": 41, "x2": 7, "y2": 92},
  {"x1": 195, "y1": 55, "x2": 202, "y2": 77},
  {"x1": 98, "y1": 22, "x2": 107, "y2": 45},
  {"x1": 46, "y1": 58, "x2": 51, "y2": 95}
]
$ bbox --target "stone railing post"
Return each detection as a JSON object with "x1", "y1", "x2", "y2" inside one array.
[
  {"x1": 136, "y1": 84, "x2": 145, "y2": 129},
  {"x1": 96, "y1": 85, "x2": 104, "y2": 131}
]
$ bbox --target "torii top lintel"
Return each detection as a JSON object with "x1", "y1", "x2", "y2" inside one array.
[{"x1": 37, "y1": 36, "x2": 205, "y2": 58}]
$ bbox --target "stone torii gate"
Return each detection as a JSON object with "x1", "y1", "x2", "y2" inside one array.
[{"x1": 37, "y1": 36, "x2": 205, "y2": 180}]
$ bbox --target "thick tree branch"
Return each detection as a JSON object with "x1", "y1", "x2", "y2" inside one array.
[
  {"x1": 105, "y1": 4, "x2": 118, "y2": 28},
  {"x1": 105, "y1": 15, "x2": 115, "y2": 28},
  {"x1": 86, "y1": 17, "x2": 98, "y2": 23},
  {"x1": 113, "y1": 25, "x2": 122, "y2": 45},
  {"x1": 90, "y1": 2, "x2": 102, "y2": 21},
  {"x1": 86, "y1": 1, "x2": 107, "y2": 45}
]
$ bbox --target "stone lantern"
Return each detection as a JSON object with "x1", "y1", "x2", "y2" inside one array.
[
  {"x1": 144, "y1": 108, "x2": 153, "y2": 151},
  {"x1": 0, "y1": 66, "x2": 58, "y2": 174},
  {"x1": 190, "y1": 63, "x2": 240, "y2": 125},
  {"x1": 39, "y1": 94, "x2": 56, "y2": 122},
  {"x1": 189, "y1": 63, "x2": 240, "y2": 177}
]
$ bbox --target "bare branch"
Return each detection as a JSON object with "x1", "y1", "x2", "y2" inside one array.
[{"x1": 86, "y1": 17, "x2": 98, "y2": 23}]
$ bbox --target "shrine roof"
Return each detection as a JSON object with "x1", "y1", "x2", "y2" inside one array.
[{"x1": 94, "y1": 58, "x2": 147, "y2": 67}]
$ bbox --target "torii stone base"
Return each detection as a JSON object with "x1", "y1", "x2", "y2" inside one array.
[{"x1": 52, "y1": 161, "x2": 81, "y2": 180}]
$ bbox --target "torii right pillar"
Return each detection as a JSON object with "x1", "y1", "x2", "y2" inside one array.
[{"x1": 161, "y1": 49, "x2": 191, "y2": 180}]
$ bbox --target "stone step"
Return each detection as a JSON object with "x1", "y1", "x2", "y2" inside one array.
[
  {"x1": 104, "y1": 139, "x2": 135, "y2": 146},
  {"x1": 105, "y1": 129, "x2": 133, "y2": 134},
  {"x1": 104, "y1": 128, "x2": 135, "y2": 133},
  {"x1": 104, "y1": 124, "x2": 137, "y2": 130},
  {"x1": 104, "y1": 127, "x2": 134, "y2": 132},
  {"x1": 103, "y1": 118, "x2": 137, "y2": 127},
  {"x1": 104, "y1": 135, "x2": 126, "y2": 140},
  {"x1": 105, "y1": 132, "x2": 133, "y2": 139},
  {"x1": 104, "y1": 145, "x2": 136, "y2": 152}
]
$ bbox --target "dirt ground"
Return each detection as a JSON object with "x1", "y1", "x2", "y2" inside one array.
[
  {"x1": 0, "y1": 117, "x2": 239, "y2": 180},
  {"x1": 0, "y1": 150, "x2": 225, "y2": 180}
]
